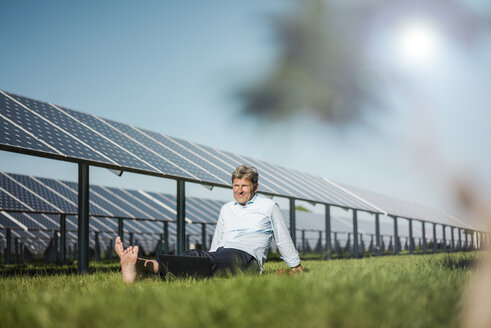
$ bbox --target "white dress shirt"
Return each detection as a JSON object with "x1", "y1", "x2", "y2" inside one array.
[{"x1": 210, "y1": 194, "x2": 300, "y2": 272}]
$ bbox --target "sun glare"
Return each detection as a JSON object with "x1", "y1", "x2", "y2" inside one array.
[{"x1": 396, "y1": 20, "x2": 441, "y2": 66}]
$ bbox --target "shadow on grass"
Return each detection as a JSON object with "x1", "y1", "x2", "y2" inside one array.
[
  {"x1": 0, "y1": 262, "x2": 121, "y2": 277},
  {"x1": 435, "y1": 253, "x2": 480, "y2": 270}
]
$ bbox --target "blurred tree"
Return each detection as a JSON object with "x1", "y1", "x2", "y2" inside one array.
[{"x1": 236, "y1": 0, "x2": 491, "y2": 127}]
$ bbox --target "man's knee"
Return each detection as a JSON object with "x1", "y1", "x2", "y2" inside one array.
[{"x1": 183, "y1": 249, "x2": 208, "y2": 257}]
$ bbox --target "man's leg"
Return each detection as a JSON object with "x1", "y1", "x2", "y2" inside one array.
[
  {"x1": 115, "y1": 236, "x2": 159, "y2": 283},
  {"x1": 181, "y1": 248, "x2": 258, "y2": 276}
]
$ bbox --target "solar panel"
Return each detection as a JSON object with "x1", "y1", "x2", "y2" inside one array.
[
  {"x1": 0, "y1": 172, "x2": 60, "y2": 213},
  {"x1": 107, "y1": 122, "x2": 227, "y2": 184},
  {"x1": 341, "y1": 183, "x2": 479, "y2": 230},
  {"x1": 0, "y1": 89, "x2": 485, "y2": 240},
  {"x1": 7, "y1": 173, "x2": 78, "y2": 214},
  {"x1": 0, "y1": 90, "x2": 390, "y2": 214},
  {"x1": 117, "y1": 189, "x2": 175, "y2": 221},
  {"x1": 58, "y1": 110, "x2": 192, "y2": 178}
]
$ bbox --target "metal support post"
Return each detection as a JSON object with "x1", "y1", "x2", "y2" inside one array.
[
  {"x1": 450, "y1": 227, "x2": 455, "y2": 252},
  {"x1": 201, "y1": 223, "x2": 207, "y2": 250},
  {"x1": 129, "y1": 232, "x2": 134, "y2": 246},
  {"x1": 78, "y1": 163, "x2": 90, "y2": 274},
  {"x1": 393, "y1": 216, "x2": 399, "y2": 255},
  {"x1": 118, "y1": 218, "x2": 124, "y2": 243},
  {"x1": 442, "y1": 225, "x2": 447, "y2": 252},
  {"x1": 408, "y1": 219, "x2": 414, "y2": 254},
  {"x1": 176, "y1": 180, "x2": 186, "y2": 255},
  {"x1": 353, "y1": 210, "x2": 359, "y2": 258},
  {"x1": 108, "y1": 239, "x2": 113, "y2": 261},
  {"x1": 375, "y1": 213, "x2": 381, "y2": 256},
  {"x1": 470, "y1": 232, "x2": 474, "y2": 250},
  {"x1": 53, "y1": 230, "x2": 59, "y2": 264},
  {"x1": 14, "y1": 237, "x2": 19, "y2": 264},
  {"x1": 325, "y1": 204, "x2": 331, "y2": 259},
  {"x1": 422, "y1": 221, "x2": 427, "y2": 254},
  {"x1": 60, "y1": 214, "x2": 66, "y2": 265},
  {"x1": 163, "y1": 221, "x2": 169, "y2": 253},
  {"x1": 433, "y1": 223, "x2": 437, "y2": 253},
  {"x1": 333, "y1": 232, "x2": 338, "y2": 255},
  {"x1": 289, "y1": 198, "x2": 296, "y2": 246},
  {"x1": 94, "y1": 231, "x2": 100, "y2": 262},
  {"x1": 301, "y1": 230, "x2": 306, "y2": 255},
  {"x1": 465, "y1": 231, "x2": 468, "y2": 250},
  {"x1": 458, "y1": 228, "x2": 462, "y2": 251}
]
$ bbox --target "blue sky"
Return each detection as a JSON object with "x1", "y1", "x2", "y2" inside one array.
[{"x1": 1, "y1": 0, "x2": 490, "y2": 221}]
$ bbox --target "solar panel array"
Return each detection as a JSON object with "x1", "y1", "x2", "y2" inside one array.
[
  {"x1": 339, "y1": 183, "x2": 481, "y2": 231},
  {"x1": 0, "y1": 90, "x2": 380, "y2": 212},
  {"x1": 1, "y1": 173, "x2": 436, "y2": 257},
  {"x1": 0, "y1": 89, "x2": 483, "y2": 259}
]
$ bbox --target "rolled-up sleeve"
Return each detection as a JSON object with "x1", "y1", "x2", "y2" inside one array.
[{"x1": 271, "y1": 204, "x2": 301, "y2": 268}]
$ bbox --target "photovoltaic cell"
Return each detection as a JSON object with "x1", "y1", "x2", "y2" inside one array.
[
  {"x1": 0, "y1": 187, "x2": 31, "y2": 212},
  {"x1": 131, "y1": 127, "x2": 229, "y2": 185},
  {"x1": 70, "y1": 114, "x2": 194, "y2": 179},
  {"x1": 166, "y1": 136, "x2": 232, "y2": 182},
  {"x1": 0, "y1": 103, "x2": 58, "y2": 155},
  {"x1": 0, "y1": 172, "x2": 60, "y2": 213},
  {"x1": 7, "y1": 173, "x2": 78, "y2": 214},
  {"x1": 118, "y1": 189, "x2": 175, "y2": 221},
  {"x1": 2, "y1": 92, "x2": 111, "y2": 163}
]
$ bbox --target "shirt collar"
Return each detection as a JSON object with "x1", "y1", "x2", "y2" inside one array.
[{"x1": 234, "y1": 193, "x2": 259, "y2": 208}]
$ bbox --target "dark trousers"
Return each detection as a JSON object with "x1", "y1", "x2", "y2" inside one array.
[{"x1": 158, "y1": 247, "x2": 259, "y2": 279}]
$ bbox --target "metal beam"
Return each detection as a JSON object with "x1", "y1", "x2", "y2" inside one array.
[
  {"x1": 375, "y1": 213, "x2": 380, "y2": 256},
  {"x1": 301, "y1": 229, "x2": 306, "y2": 256},
  {"x1": 325, "y1": 204, "x2": 331, "y2": 259},
  {"x1": 201, "y1": 223, "x2": 207, "y2": 250},
  {"x1": 163, "y1": 221, "x2": 169, "y2": 253},
  {"x1": 458, "y1": 228, "x2": 462, "y2": 251},
  {"x1": 353, "y1": 210, "x2": 359, "y2": 258},
  {"x1": 451, "y1": 227, "x2": 455, "y2": 252},
  {"x1": 393, "y1": 216, "x2": 399, "y2": 255},
  {"x1": 408, "y1": 219, "x2": 414, "y2": 254},
  {"x1": 14, "y1": 237, "x2": 19, "y2": 264},
  {"x1": 422, "y1": 221, "x2": 427, "y2": 254},
  {"x1": 60, "y1": 214, "x2": 66, "y2": 265},
  {"x1": 176, "y1": 180, "x2": 186, "y2": 255},
  {"x1": 53, "y1": 230, "x2": 59, "y2": 264},
  {"x1": 94, "y1": 231, "x2": 100, "y2": 262},
  {"x1": 5, "y1": 228, "x2": 11, "y2": 264},
  {"x1": 78, "y1": 163, "x2": 90, "y2": 274},
  {"x1": 433, "y1": 223, "x2": 437, "y2": 253},
  {"x1": 118, "y1": 218, "x2": 124, "y2": 243},
  {"x1": 442, "y1": 225, "x2": 447, "y2": 252},
  {"x1": 289, "y1": 198, "x2": 296, "y2": 246}
]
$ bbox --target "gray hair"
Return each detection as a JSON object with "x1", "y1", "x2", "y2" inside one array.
[{"x1": 231, "y1": 165, "x2": 259, "y2": 190}]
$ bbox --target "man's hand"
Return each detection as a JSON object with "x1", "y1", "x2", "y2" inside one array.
[{"x1": 276, "y1": 264, "x2": 304, "y2": 276}]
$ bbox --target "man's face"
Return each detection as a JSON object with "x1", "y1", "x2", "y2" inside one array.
[{"x1": 233, "y1": 178, "x2": 257, "y2": 206}]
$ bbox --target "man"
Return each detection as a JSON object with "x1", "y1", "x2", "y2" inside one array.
[{"x1": 116, "y1": 164, "x2": 303, "y2": 283}]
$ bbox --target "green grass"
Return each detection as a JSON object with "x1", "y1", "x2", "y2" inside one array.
[{"x1": 0, "y1": 252, "x2": 481, "y2": 328}]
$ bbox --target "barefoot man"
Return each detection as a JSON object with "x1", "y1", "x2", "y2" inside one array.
[{"x1": 115, "y1": 164, "x2": 303, "y2": 283}]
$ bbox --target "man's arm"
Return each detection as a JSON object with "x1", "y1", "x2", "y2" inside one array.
[{"x1": 270, "y1": 204, "x2": 302, "y2": 269}]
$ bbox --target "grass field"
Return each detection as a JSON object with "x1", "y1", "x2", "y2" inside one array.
[{"x1": 0, "y1": 252, "x2": 480, "y2": 328}]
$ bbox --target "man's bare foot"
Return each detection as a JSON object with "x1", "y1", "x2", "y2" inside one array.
[
  {"x1": 120, "y1": 245, "x2": 139, "y2": 284},
  {"x1": 115, "y1": 236, "x2": 124, "y2": 259}
]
